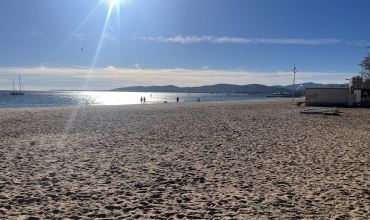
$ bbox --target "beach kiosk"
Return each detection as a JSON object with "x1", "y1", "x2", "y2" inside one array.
[{"x1": 305, "y1": 87, "x2": 357, "y2": 106}]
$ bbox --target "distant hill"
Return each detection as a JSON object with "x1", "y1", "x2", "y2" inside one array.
[
  {"x1": 112, "y1": 84, "x2": 291, "y2": 93},
  {"x1": 112, "y1": 82, "x2": 350, "y2": 93},
  {"x1": 273, "y1": 82, "x2": 349, "y2": 90}
]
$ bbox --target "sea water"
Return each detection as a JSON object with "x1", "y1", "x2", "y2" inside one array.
[{"x1": 0, "y1": 91, "x2": 285, "y2": 108}]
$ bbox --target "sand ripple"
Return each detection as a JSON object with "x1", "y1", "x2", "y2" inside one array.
[{"x1": 1, "y1": 99, "x2": 370, "y2": 219}]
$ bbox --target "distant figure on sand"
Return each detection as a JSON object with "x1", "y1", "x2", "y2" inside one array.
[
  {"x1": 177, "y1": 97, "x2": 179, "y2": 103},
  {"x1": 144, "y1": 97, "x2": 146, "y2": 104},
  {"x1": 197, "y1": 97, "x2": 200, "y2": 102},
  {"x1": 140, "y1": 97, "x2": 143, "y2": 104}
]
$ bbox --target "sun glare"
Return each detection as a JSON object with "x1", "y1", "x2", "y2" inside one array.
[{"x1": 110, "y1": 0, "x2": 120, "y2": 4}]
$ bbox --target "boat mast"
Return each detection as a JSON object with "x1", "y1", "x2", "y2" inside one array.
[
  {"x1": 18, "y1": 75, "x2": 21, "y2": 92},
  {"x1": 20, "y1": 76, "x2": 25, "y2": 92},
  {"x1": 13, "y1": 80, "x2": 15, "y2": 92}
]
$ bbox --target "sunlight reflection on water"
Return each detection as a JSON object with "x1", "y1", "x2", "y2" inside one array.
[{"x1": 0, "y1": 91, "x2": 279, "y2": 108}]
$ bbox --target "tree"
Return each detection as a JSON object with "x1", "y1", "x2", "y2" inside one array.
[
  {"x1": 359, "y1": 47, "x2": 370, "y2": 88},
  {"x1": 363, "y1": 77, "x2": 370, "y2": 89}
]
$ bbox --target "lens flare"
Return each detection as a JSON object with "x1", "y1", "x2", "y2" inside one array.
[{"x1": 110, "y1": 0, "x2": 120, "y2": 4}]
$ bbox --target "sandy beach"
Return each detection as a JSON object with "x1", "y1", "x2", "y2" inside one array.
[{"x1": 0, "y1": 98, "x2": 369, "y2": 219}]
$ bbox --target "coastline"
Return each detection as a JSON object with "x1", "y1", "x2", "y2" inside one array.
[
  {"x1": 1, "y1": 98, "x2": 369, "y2": 219},
  {"x1": 0, "y1": 90, "x2": 298, "y2": 109}
]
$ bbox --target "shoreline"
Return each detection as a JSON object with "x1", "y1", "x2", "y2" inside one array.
[
  {"x1": 1, "y1": 90, "x2": 303, "y2": 109},
  {"x1": 1, "y1": 98, "x2": 369, "y2": 219},
  {"x1": 0, "y1": 97, "x2": 301, "y2": 110}
]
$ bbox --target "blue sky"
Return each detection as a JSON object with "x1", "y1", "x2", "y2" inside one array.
[{"x1": 0, "y1": 0, "x2": 369, "y2": 90}]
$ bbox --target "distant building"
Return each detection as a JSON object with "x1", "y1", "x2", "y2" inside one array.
[
  {"x1": 349, "y1": 76, "x2": 362, "y2": 90},
  {"x1": 360, "y1": 89, "x2": 370, "y2": 103},
  {"x1": 305, "y1": 76, "x2": 370, "y2": 106}
]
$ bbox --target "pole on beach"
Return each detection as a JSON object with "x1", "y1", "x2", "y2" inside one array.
[{"x1": 292, "y1": 64, "x2": 297, "y2": 104}]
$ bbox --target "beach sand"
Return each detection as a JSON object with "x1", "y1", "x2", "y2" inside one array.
[{"x1": 0, "y1": 98, "x2": 369, "y2": 219}]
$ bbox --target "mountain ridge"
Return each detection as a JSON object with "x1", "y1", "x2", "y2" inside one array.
[{"x1": 111, "y1": 82, "x2": 348, "y2": 93}]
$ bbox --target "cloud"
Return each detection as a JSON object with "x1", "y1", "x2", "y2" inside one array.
[
  {"x1": 135, "y1": 64, "x2": 141, "y2": 69},
  {"x1": 141, "y1": 35, "x2": 342, "y2": 45},
  {"x1": 347, "y1": 40, "x2": 370, "y2": 47},
  {"x1": 108, "y1": 26, "x2": 116, "y2": 33},
  {"x1": 29, "y1": 31, "x2": 42, "y2": 37},
  {"x1": 103, "y1": 33, "x2": 117, "y2": 41},
  {"x1": 71, "y1": 33, "x2": 86, "y2": 40},
  {"x1": 164, "y1": 35, "x2": 213, "y2": 44},
  {"x1": 201, "y1": 66, "x2": 210, "y2": 69},
  {"x1": 0, "y1": 66, "x2": 353, "y2": 91}
]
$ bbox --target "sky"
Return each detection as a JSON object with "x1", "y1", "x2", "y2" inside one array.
[{"x1": 1, "y1": 0, "x2": 370, "y2": 91}]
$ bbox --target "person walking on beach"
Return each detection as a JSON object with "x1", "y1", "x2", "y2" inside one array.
[
  {"x1": 143, "y1": 97, "x2": 146, "y2": 104},
  {"x1": 197, "y1": 97, "x2": 200, "y2": 102},
  {"x1": 177, "y1": 97, "x2": 179, "y2": 103},
  {"x1": 140, "y1": 97, "x2": 143, "y2": 104}
]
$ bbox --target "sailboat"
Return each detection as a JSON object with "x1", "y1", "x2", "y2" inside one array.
[{"x1": 10, "y1": 75, "x2": 25, "y2": 95}]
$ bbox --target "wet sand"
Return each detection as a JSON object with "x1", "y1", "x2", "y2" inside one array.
[{"x1": 0, "y1": 99, "x2": 369, "y2": 219}]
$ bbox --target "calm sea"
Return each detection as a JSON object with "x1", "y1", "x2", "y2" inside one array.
[{"x1": 0, "y1": 91, "x2": 285, "y2": 108}]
